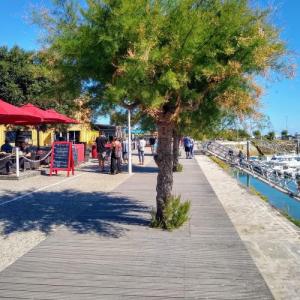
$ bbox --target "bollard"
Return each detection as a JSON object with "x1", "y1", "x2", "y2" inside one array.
[
  {"x1": 246, "y1": 140, "x2": 250, "y2": 160},
  {"x1": 16, "y1": 147, "x2": 20, "y2": 178}
]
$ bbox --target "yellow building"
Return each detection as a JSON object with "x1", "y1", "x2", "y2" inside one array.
[
  {"x1": 0, "y1": 97, "x2": 99, "y2": 148},
  {"x1": 0, "y1": 124, "x2": 98, "y2": 148}
]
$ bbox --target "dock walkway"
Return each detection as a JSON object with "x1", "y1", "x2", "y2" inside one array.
[{"x1": 0, "y1": 157, "x2": 273, "y2": 299}]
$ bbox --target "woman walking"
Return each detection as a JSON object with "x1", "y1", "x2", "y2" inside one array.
[
  {"x1": 137, "y1": 136, "x2": 146, "y2": 165},
  {"x1": 110, "y1": 136, "x2": 117, "y2": 175}
]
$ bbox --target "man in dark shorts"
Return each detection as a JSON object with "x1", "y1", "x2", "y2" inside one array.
[
  {"x1": 183, "y1": 136, "x2": 191, "y2": 159},
  {"x1": 149, "y1": 136, "x2": 156, "y2": 154},
  {"x1": 95, "y1": 132, "x2": 107, "y2": 172}
]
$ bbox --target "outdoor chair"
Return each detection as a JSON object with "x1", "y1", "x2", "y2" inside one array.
[{"x1": 0, "y1": 154, "x2": 13, "y2": 175}]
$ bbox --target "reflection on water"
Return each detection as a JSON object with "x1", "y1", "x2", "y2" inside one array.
[{"x1": 235, "y1": 171, "x2": 300, "y2": 221}]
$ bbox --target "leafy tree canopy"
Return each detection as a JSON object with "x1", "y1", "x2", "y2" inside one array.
[
  {"x1": 0, "y1": 46, "x2": 50, "y2": 106},
  {"x1": 36, "y1": 0, "x2": 291, "y2": 120},
  {"x1": 265, "y1": 131, "x2": 275, "y2": 140},
  {"x1": 0, "y1": 45, "x2": 80, "y2": 115},
  {"x1": 253, "y1": 129, "x2": 262, "y2": 139}
]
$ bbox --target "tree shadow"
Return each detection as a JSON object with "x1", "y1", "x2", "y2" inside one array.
[
  {"x1": 78, "y1": 160, "x2": 158, "y2": 174},
  {"x1": 132, "y1": 164, "x2": 158, "y2": 173},
  {"x1": 0, "y1": 189, "x2": 150, "y2": 238}
]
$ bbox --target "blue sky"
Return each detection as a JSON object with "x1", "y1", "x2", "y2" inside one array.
[{"x1": 0, "y1": 0, "x2": 299, "y2": 133}]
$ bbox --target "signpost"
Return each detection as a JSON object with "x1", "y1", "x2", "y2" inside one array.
[
  {"x1": 50, "y1": 141, "x2": 74, "y2": 176},
  {"x1": 128, "y1": 109, "x2": 132, "y2": 174}
]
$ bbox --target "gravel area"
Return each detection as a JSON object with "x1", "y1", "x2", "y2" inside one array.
[
  {"x1": 196, "y1": 155, "x2": 300, "y2": 300},
  {"x1": 0, "y1": 151, "x2": 153, "y2": 272}
]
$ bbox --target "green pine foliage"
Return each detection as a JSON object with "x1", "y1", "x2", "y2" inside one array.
[
  {"x1": 34, "y1": 0, "x2": 291, "y2": 117},
  {"x1": 151, "y1": 195, "x2": 190, "y2": 231},
  {"x1": 34, "y1": 0, "x2": 292, "y2": 224},
  {"x1": 174, "y1": 163, "x2": 183, "y2": 172}
]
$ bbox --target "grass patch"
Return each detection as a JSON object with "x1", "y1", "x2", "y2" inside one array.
[
  {"x1": 208, "y1": 154, "x2": 300, "y2": 228},
  {"x1": 248, "y1": 188, "x2": 300, "y2": 227},
  {"x1": 249, "y1": 187, "x2": 269, "y2": 202},
  {"x1": 209, "y1": 156, "x2": 230, "y2": 171},
  {"x1": 173, "y1": 163, "x2": 183, "y2": 172},
  {"x1": 151, "y1": 195, "x2": 190, "y2": 231},
  {"x1": 280, "y1": 211, "x2": 300, "y2": 228}
]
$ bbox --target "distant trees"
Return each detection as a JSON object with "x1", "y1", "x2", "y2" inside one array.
[
  {"x1": 265, "y1": 131, "x2": 275, "y2": 140},
  {"x1": 0, "y1": 46, "x2": 50, "y2": 106},
  {"x1": 253, "y1": 130, "x2": 262, "y2": 139},
  {"x1": 0, "y1": 46, "x2": 80, "y2": 115},
  {"x1": 281, "y1": 130, "x2": 288, "y2": 138}
]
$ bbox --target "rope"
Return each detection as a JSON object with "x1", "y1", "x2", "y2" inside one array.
[
  {"x1": 20, "y1": 150, "x2": 52, "y2": 163},
  {"x1": 0, "y1": 154, "x2": 14, "y2": 161}
]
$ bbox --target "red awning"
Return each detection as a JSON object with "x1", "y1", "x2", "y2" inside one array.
[
  {"x1": 0, "y1": 99, "x2": 42, "y2": 124},
  {"x1": 46, "y1": 109, "x2": 80, "y2": 124},
  {"x1": 19, "y1": 103, "x2": 64, "y2": 124}
]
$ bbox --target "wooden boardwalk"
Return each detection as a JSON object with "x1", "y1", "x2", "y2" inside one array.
[{"x1": 0, "y1": 157, "x2": 273, "y2": 299}]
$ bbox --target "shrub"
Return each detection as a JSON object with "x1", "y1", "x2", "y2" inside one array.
[
  {"x1": 280, "y1": 211, "x2": 300, "y2": 228},
  {"x1": 173, "y1": 163, "x2": 183, "y2": 172},
  {"x1": 151, "y1": 195, "x2": 190, "y2": 230}
]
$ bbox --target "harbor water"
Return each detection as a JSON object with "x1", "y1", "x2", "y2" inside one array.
[{"x1": 235, "y1": 171, "x2": 300, "y2": 221}]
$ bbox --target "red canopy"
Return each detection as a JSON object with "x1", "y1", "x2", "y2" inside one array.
[
  {"x1": 46, "y1": 109, "x2": 80, "y2": 124},
  {"x1": 19, "y1": 103, "x2": 63, "y2": 124},
  {"x1": 0, "y1": 99, "x2": 42, "y2": 124}
]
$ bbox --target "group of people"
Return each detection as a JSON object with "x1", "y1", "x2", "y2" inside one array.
[
  {"x1": 183, "y1": 136, "x2": 195, "y2": 159},
  {"x1": 96, "y1": 134, "x2": 124, "y2": 174},
  {"x1": 95, "y1": 133, "x2": 150, "y2": 174},
  {"x1": 0, "y1": 139, "x2": 33, "y2": 174}
]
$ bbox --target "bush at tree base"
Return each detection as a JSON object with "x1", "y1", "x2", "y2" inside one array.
[{"x1": 151, "y1": 195, "x2": 190, "y2": 231}]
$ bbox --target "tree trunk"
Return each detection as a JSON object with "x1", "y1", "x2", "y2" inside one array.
[
  {"x1": 172, "y1": 129, "x2": 180, "y2": 172},
  {"x1": 155, "y1": 120, "x2": 174, "y2": 222}
]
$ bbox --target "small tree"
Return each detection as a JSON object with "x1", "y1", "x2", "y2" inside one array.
[
  {"x1": 253, "y1": 130, "x2": 262, "y2": 139},
  {"x1": 36, "y1": 0, "x2": 291, "y2": 224},
  {"x1": 281, "y1": 130, "x2": 288, "y2": 139},
  {"x1": 266, "y1": 131, "x2": 275, "y2": 140}
]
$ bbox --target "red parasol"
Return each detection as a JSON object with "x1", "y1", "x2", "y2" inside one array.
[
  {"x1": 46, "y1": 109, "x2": 80, "y2": 124},
  {"x1": 0, "y1": 99, "x2": 42, "y2": 124},
  {"x1": 19, "y1": 104, "x2": 64, "y2": 124}
]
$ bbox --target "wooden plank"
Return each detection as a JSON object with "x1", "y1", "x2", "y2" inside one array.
[{"x1": 0, "y1": 157, "x2": 273, "y2": 299}]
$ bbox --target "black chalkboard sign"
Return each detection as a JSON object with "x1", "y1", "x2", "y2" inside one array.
[{"x1": 50, "y1": 142, "x2": 74, "y2": 176}]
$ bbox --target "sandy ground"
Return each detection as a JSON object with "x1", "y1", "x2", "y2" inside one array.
[
  {"x1": 196, "y1": 155, "x2": 300, "y2": 300},
  {"x1": 0, "y1": 151, "x2": 153, "y2": 272}
]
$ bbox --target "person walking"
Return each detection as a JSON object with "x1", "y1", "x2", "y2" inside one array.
[
  {"x1": 95, "y1": 132, "x2": 107, "y2": 172},
  {"x1": 149, "y1": 136, "x2": 156, "y2": 154},
  {"x1": 109, "y1": 136, "x2": 117, "y2": 175},
  {"x1": 238, "y1": 150, "x2": 245, "y2": 165},
  {"x1": 189, "y1": 137, "x2": 195, "y2": 158},
  {"x1": 137, "y1": 136, "x2": 146, "y2": 165},
  {"x1": 115, "y1": 138, "x2": 122, "y2": 173},
  {"x1": 183, "y1": 136, "x2": 191, "y2": 159},
  {"x1": 121, "y1": 138, "x2": 129, "y2": 163}
]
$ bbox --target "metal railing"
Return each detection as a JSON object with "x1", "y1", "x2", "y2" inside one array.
[{"x1": 202, "y1": 141, "x2": 300, "y2": 200}]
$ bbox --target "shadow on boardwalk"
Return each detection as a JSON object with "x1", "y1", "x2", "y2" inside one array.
[
  {"x1": 0, "y1": 190, "x2": 150, "y2": 238},
  {"x1": 78, "y1": 160, "x2": 158, "y2": 174}
]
